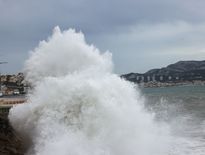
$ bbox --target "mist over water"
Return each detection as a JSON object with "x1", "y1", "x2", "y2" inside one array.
[{"x1": 9, "y1": 27, "x2": 173, "y2": 155}]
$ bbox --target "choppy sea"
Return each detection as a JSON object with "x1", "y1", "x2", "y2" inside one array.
[{"x1": 141, "y1": 85, "x2": 205, "y2": 155}]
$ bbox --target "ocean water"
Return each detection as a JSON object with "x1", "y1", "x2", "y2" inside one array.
[{"x1": 141, "y1": 85, "x2": 205, "y2": 155}]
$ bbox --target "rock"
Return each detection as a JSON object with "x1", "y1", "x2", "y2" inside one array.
[{"x1": 0, "y1": 116, "x2": 23, "y2": 155}]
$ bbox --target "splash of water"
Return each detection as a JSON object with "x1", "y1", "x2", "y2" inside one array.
[{"x1": 9, "y1": 27, "x2": 171, "y2": 155}]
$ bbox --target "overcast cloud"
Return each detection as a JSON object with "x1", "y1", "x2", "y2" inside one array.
[{"x1": 1, "y1": 0, "x2": 205, "y2": 74}]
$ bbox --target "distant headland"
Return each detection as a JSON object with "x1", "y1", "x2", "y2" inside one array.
[{"x1": 121, "y1": 60, "x2": 205, "y2": 87}]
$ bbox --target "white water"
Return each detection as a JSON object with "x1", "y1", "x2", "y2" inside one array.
[{"x1": 9, "y1": 27, "x2": 171, "y2": 155}]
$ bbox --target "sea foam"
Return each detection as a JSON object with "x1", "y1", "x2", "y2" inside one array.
[{"x1": 9, "y1": 27, "x2": 170, "y2": 155}]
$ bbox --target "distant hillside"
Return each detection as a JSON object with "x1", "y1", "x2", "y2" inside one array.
[{"x1": 121, "y1": 60, "x2": 205, "y2": 84}]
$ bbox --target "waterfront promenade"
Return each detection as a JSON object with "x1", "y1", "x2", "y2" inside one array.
[{"x1": 0, "y1": 96, "x2": 26, "y2": 116}]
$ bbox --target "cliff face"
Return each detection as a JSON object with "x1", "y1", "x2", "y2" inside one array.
[
  {"x1": 122, "y1": 60, "x2": 205, "y2": 83},
  {"x1": 0, "y1": 116, "x2": 23, "y2": 155}
]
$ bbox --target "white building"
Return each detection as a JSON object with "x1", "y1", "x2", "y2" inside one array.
[{"x1": 147, "y1": 76, "x2": 150, "y2": 82}]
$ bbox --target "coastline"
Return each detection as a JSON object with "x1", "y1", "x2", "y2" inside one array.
[{"x1": 138, "y1": 80, "x2": 205, "y2": 88}]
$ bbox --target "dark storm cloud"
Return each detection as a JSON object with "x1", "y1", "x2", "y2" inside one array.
[
  {"x1": 1, "y1": 0, "x2": 205, "y2": 73},
  {"x1": 1, "y1": 0, "x2": 205, "y2": 34}
]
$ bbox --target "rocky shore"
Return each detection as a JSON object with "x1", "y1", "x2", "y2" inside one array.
[{"x1": 0, "y1": 115, "x2": 23, "y2": 155}]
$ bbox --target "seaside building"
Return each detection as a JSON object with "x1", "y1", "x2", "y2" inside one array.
[
  {"x1": 160, "y1": 76, "x2": 163, "y2": 81},
  {"x1": 152, "y1": 75, "x2": 156, "y2": 82},
  {"x1": 141, "y1": 76, "x2": 144, "y2": 82},
  {"x1": 136, "y1": 76, "x2": 139, "y2": 81},
  {"x1": 147, "y1": 76, "x2": 150, "y2": 82}
]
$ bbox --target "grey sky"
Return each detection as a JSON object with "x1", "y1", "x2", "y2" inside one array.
[{"x1": 1, "y1": 0, "x2": 205, "y2": 74}]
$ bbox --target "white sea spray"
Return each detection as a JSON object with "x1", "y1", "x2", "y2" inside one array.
[{"x1": 9, "y1": 27, "x2": 171, "y2": 155}]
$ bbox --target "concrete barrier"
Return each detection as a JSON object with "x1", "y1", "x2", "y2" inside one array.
[{"x1": 0, "y1": 98, "x2": 26, "y2": 116}]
